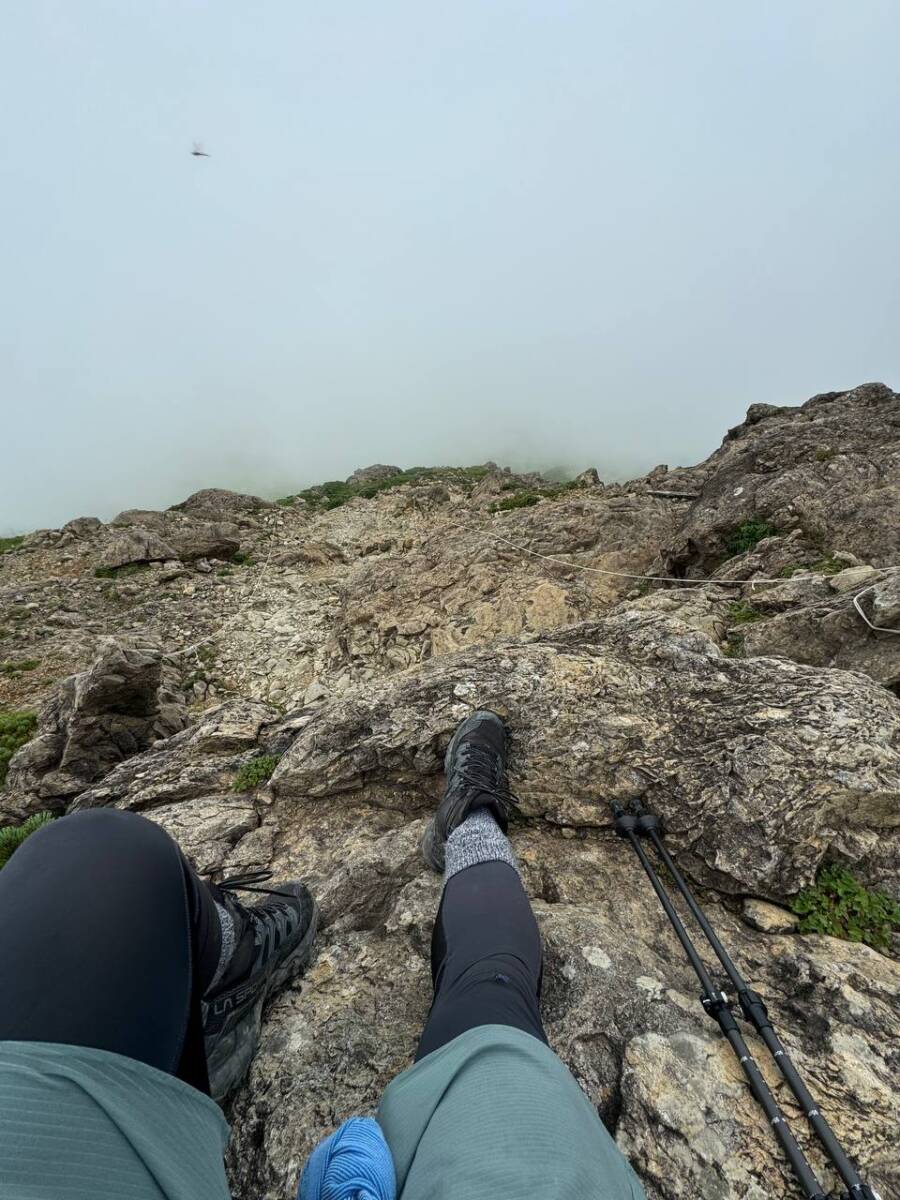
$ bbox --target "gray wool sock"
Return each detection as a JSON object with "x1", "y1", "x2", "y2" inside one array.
[
  {"x1": 207, "y1": 901, "x2": 236, "y2": 993},
  {"x1": 444, "y1": 807, "x2": 519, "y2": 882}
]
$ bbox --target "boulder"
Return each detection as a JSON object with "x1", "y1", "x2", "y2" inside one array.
[
  {"x1": 872, "y1": 573, "x2": 900, "y2": 630},
  {"x1": 1, "y1": 638, "x2": 189, "y2": 820},
  {"x1": 346, "y1": 465, "x2": 401, "y2": 485},
  {"x1": 98, "y1": 526, "x2": 178, "y2": 569},
  {"x1": 170, "y1": 488, "x2": 275, "y2": 518}
]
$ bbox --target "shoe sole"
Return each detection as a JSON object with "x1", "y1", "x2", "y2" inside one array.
[
  {"x1": 422, "y1": 711, "x2": 506, "y2": 873},
  {"x1": 207, "y1": 898, "x2": 319, "y2": 1103}
]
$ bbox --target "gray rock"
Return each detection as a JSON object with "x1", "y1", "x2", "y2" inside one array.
[
  {"x1": 61, "y1": 517, "x2": 102, "y2": 537},
  {"x1": 346, "y1": 465, "x2": 402, "y2": 485},
  {"x1": 872, "y1": 573, "x2": 900, "y2": 629},
  {"x1": 2, "y1": 638, "x2": 189, "y2": 818},
  {"x1": 98, "y1": 526, "x2": 178, "y2": 569},
  {"x1": 665, "y1": 383, "x2": 900, "y2": 575},
  {"x1": 828, "y1": 565, "x2": 879, "y2": 593},
  {"x1": 170, "y1": 488, "x2": 275, "y2": 518},
  {"x1": 741, "y1": 898, "x2": 800, "y2": 933}
]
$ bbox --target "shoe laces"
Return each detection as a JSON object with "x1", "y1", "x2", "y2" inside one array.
[
  {"x1": 454, "y1": 745, "x2": 521, "y2": 819},
  {"x1": 215, "y1": 869, "x2": 295, "y2": 900}
]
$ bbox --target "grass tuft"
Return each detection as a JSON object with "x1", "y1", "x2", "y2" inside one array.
[
  {"x1": 0, "y1": 812, "x2": 55, "y2": 869},
  {"x1": 233, "y1": 754, "x2": 280, "y2": 792},
  {"x1": 0, "y1": 536, "x2": 25, "y2": 556},
  {"x1": 0, "y1": 659, "x2": 39, "y2": 677},
  {"x1": 727, "y1": 601, "x2": 764, "y2": 625},
  {"x1": 723, "y1": 519, "x2": 780, "y2": 558},
  {"x1": 0, "y1": 710, "x2": 38, "y2": 786}
]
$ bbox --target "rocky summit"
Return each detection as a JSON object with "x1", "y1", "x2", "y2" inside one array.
[{"x1": 2, "y1": 381, "x2": 899, "y2": 1199}]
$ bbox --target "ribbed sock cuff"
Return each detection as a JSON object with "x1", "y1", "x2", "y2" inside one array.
[
  {"x1": 444, "y1": 808, "x2": 519, "y2": 882},
  {"x1": 207, "y1": 901, "x2": 235, "y2": 993}
]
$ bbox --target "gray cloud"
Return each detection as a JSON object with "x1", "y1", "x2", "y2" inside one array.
[{"x1": 2, "y1": 1, "x2": 898, "y2": 533}]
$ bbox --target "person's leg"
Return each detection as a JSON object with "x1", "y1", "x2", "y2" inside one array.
[
  {"x1": 416, "y1": 809, "x2": 546, "y2": 1061},
  {"x1": 0, "y1": 808, "x2": 221, "y2": 1092}
]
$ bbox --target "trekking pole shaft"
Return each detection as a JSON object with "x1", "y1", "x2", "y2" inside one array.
[
  {"x1": 642, "y1": 821, "x2": 868, "y2": 1196},
  {"x1": 612, "y1": 813, "x2": 827, "y2": 1200},
  {"x1": 719, "y1": 1021, "x2": 827, "y2": 1200},
  {"x1": 628, "y1": 831, "x2": 718, "y2": 997}
]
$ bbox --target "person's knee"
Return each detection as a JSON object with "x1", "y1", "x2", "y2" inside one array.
[{"x1": 12, "y1": 808, "x2": 176, "y2": 871}]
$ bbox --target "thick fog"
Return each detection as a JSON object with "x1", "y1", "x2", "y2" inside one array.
[{"x1": 3, "y1": 1, "x2": 899, "y2": 533}]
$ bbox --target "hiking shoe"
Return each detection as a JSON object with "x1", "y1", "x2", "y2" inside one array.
[
  {"x1": 202, "y1": 870, "x2": 318, "y2": 1103},
  {"x1": 422, "y1": 711, "x2": 518, "y2": 873}
]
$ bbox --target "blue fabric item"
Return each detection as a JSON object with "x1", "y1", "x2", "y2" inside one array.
[{"x1": 298, "y1": 1117, "x2": 396, "y2": 1200}]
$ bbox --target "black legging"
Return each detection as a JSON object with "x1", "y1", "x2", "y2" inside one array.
[
  {"x1": 0, "y1": 810, "x2": 543, "y2": 1088},
  {"x1": 416, "y1": 859, "x2": 547, "y2": 1060},
  {"x1": 0, "y1": 808, "x2": 220, "y2": 1093}
]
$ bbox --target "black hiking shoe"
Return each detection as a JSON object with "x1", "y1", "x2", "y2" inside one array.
[
  {"x1": 202, "y1": 870, "x2": 318, "y2": 1102},
  {"x1": 422, "y1": 710, "x2": 518, "y2": 873}
]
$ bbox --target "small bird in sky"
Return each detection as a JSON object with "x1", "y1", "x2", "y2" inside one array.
[{"x1": 191, "y1": 141, "x2": 210, "y2": 158}]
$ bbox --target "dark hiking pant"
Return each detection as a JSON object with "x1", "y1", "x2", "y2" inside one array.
[
  {"x1": 416, "y1": 859, "x2": 547, "y2": 1061},
  {"x1": 0, "y1": 808, "x2": 221, "y2": 1094}
]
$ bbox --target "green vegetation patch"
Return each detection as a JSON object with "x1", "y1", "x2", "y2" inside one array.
[
  {"x1": 814, "y1": 446, "x2": 837, "y2": 462},
  {"x1": 727, "y1": 601, "x2": 764, "y2": 625},
  {"x1": 492, "y1": 492, "x2": 541, "y2": 512},
  {"x1": 792, "y1": 865, "x2": 900, "y2": 952},
  {"x1": 0, "y1": 710, "x2": 38, "y2": 786},
  {"x1": 0, "y1": 659, "x2": 40, "y2": 677},
  {"x1": 780, "y1": 555, "x2": 844, "y2": 579},
  {"x1": 233, "y1": 754, "x2": 280, "y2": 792},
  {"x1": 0, "y1": 535, "x2": 25, "y2": 556},
  {"x1": 278, "y1": 465, "x2": 491, "y2": 511},
  {"x1": 721, "y1": 633, "x2": 745, "y2": 658},
  {"x1": 723, "y1": 519, "x2": 780, "y2": 558},
  {"x1": 490, "y1": 479, "x2": 585, "y2": 513},
  {"x1": 0, "y1": 812, "x2": 55, "y2": 869},
  {"x1": 94, "y1": 562, "x2": 151, "y2": 580}
]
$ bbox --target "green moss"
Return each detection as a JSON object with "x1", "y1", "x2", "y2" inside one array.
[
  {"x1": 0, "y1": 535, "x2": 25, "y2": 556},
  {"x1": 723, "y1": 520, "x2": 780, "y2": 558},
  {"x1": 792, "y1": 866, "x2": 900, "y2": 952},
  {"x1": 0, "y1": 659, "x2": 39, "y2": 677},
  {"x1": 0, "y1": 710, "x2": 38, "y2": 786},
  {"x1": 815, "y1": 446, "x2": 837, "y2": 462},
  {"x1": 728, "y1": 601, "x2": 764, "y2": 625},
  {"x1": 233, "y1": 754, "x2": 280, "y2": 792},
  {"x1": 94, "y1": 562, "x2": 150, "y2": 579},
  {"x1": 0, "y1": 812, "x2": 55, "y2": 869},
  {"x1": 231, "y1": 551, "x2": 253, "y2": 565}
]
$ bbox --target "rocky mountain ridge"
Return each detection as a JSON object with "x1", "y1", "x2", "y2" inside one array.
[{"x1": 1, "y1": 381, "x2": 898, "y2": 1199}]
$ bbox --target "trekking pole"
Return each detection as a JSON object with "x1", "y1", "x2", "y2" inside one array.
[
  {"x1": 628, "y1": 800, "x2": 880, "y2": 1200},
  {"x1": 610, "y1": 803, "x2": 829, "y2": 1200}
]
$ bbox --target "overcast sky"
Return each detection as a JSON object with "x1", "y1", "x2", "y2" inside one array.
[{"x1": 3, "y1": 1, "x2": 899, "y2": 532}]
